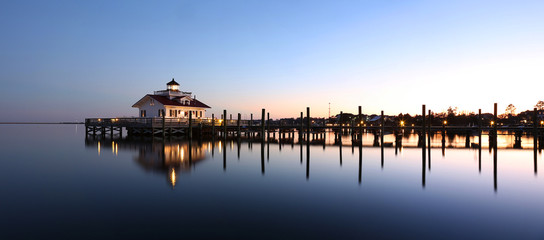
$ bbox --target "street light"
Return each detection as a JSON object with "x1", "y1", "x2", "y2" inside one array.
[{"x1": 400, "y1": 120, "x2": 405, "y2": 127}]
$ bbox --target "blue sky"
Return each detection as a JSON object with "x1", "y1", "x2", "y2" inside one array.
[{"x1": 1, "y1": 0, "x2": 543, "y2": 121}]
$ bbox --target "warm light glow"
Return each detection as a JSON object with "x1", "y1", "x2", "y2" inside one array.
[
  {"x1": 112, "y1": 141, "x2": 115, "y2": 153},
  {"x1": 400, "y1": 121, "x2": 405, "y2": 126},
  {"x1": 97, "y1": 141, "x2": 101, "y2": 155},
  {"x1": 443, "y1": 120, "x2": 447, "y2": 125},
  {"x1": 491, "y1": 121, "x2": 495, "y2": 125},
  {"x1": 541, "y1": 121, "x2": 543, "y2": 125},
  {"x1": 115, "y1": 143, "x2": 118, "y2": 156},
  {"x1": 98, "y1": 118, "x2": 101, "y2": 122},
  {"x1": 170, "y1": 168, "x2": 176, "y2": 187}
]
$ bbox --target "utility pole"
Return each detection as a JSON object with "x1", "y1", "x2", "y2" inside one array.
[{"x1": 328, "y1": 102, "x2": 331, "y2": 122}]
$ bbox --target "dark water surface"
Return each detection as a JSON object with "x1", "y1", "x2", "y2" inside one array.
[{"x1": 1, "y1": 125, "x2": 543, "y2": 239}]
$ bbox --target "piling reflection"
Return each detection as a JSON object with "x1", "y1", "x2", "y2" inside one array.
[
  {"x1": 358, "y1": 144, "x2": 362, "y2": 184},
  {"x1": 84, "y1": 131, "x2": 542, "y2": 191}
]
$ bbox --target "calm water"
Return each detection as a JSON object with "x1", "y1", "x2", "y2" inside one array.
[{"x1": 1, "y1": 125, "x2": 544, "y2": 239}]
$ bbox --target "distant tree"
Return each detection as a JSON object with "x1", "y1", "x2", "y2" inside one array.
[
  {"x1": 505, "y1": 104, "x2": 516, "y2": 116},
  {"x1": 536, "y1": 100, "x2": 544, "y2": 110},
  {"x1": 447, "y1": 106, "x2": 458, "y2": 117}
]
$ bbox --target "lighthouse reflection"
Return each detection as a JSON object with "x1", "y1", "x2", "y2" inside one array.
[
  {"x1": 86, "y1": 137, "x2": 211, "y2": 188},
  {"x1": 136, "y1": 140, "x2": 210, "y2": 188}
]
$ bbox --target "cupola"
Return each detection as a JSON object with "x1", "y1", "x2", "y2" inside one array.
[{"x1": 167, "y1": 78, "x2": 180, "y2": 91}]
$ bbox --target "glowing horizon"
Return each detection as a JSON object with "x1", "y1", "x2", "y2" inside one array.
[{"x1": 1, "y1": 1, "x2": 543, "y2": 121}]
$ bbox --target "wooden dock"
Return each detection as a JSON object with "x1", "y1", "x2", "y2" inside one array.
[{"x1": 85, "y1": 105, "x2": 544, "y2": 150}]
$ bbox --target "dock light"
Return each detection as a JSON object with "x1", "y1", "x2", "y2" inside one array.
[
  {"x1": 541, "y1": 120, "x2": 543, "y2": 126},
  {"x1": 490, "y1": 121, "x2": 495, "y2": 126},
  {"x1": 98, "y1": 118, "x2": 101, "y2": 122},
  {"x1": 400, "y1": 121, "x2": 405, "y2": 127},
  {"x1": 443, "y1": 120, "x2": 447, "y2": 125}
]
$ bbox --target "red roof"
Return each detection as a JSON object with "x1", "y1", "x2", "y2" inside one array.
[{"x1": 148, "y1": 95, "x2": 210, "y2": 108}]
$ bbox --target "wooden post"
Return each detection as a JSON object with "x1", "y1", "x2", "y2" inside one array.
[
  {"x1": 494, "y1": 103, "x2": 498, "y2": 132},
  {"x1": 534, "y1": 108, "x2": 538, "y2": 160},
  {"x1": 340, "y1": 111, "x2": 343, "y2": 135},
  {"x1": 422, "y1": 105, "x2": 426, "y2": 146},
  {"x1": 261, "y1": 109, "x2": 265, "y2": 141},
  {"x1": 250, "y1": 113, "x2": 253, "y2": 139},
  {"x1": 306, "y1": 107, "x2": 311, "y2": 143},
  {"x1": 267, "y1": 112, "x2": 270, "y2": 140},
  {"x1": 300, "y1": 112, "x2": 303, "y2": 142},
  {"x1": 188, "y1": 111, "x2": 192, "y2": 139},
  {"x1": 223, "y1": 110, "x2": 227, "y2": 138},
  {"x1": 162, "y1": 114, "x2": 166, "y2": 138},
  {"x1": 428, "y1": 109, "x2": 432, "y2": 148},
  {"x1": 478, "y1": 109, "x2": 482, "y2": 141},
  {"x1": 493, "y1": 103, "x2": 497, "y2": 148},
  {"x1": 478, "y1": 109, "x2": 482, "y2": 172},
  {"x1": 212, "y1": 113, "x2": 215, "y2": 137},
  {"x1": 237, "y1": 113, "x2": 241, "y2": 138},
  {"x1": 358, "y1": 106, "x2": 362, "y2": 144},
  {"x1": 422, "y1": 105, "x2": 426, "y2": 160},
  {"x1": 381, "y1": 110, "x2": 384, "y2": 146}
]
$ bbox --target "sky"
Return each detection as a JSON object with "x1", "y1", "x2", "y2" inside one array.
[{"x1": 1, "y1": 0, "x2": 543, "y2": 122}]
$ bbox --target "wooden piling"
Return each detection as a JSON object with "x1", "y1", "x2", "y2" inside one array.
[
  {"x1": 381, "y1": 110, "x2": 384, "y2": 146},
  {"x1": 223, "y1": 110, "x2": 227, "y2": 138},
  {"x1": 188, "y1": 111, "x2": 192, "y2": 139},
  {"x1": 250, "y1": 113, "x2": 253, "y2": 139},
  {"x1": 534, "y1": 108, "x2": 538, "y2": 167},
  {"x1": 261, "y1": 109, "x2": 265, "y2": 141},
  {"x1": 428, "y1": 110, "x2": 432, "y2": 143},
  {"x1": 162, "y1": 114, "x2": 166, "y2": 138},
  {"x1": 212, "y1": 113, "x2": 215, "y2": 137},
  {"x1": 422, "y1": 104, "x2": 426, "y2": 160},
  {"x1": 300, "y1": 112, "x2": 303, "y2": 142},
  {"x1": 494, "y1": 103, "x2": 498, "y2": 134},
  {"x1": 306, "y1": 107, "x2": 310, "y2": 142},
  {"x1": 358, "y1": 106, "x2": 362, "y2": 144},
  {"x1": 237, "y1": 113, "x2": 241, "y2": 138}
]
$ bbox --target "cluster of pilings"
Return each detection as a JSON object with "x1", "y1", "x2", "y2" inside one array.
[{"x1": 85, "y1": 104, "x2": 544, "y2": 152}]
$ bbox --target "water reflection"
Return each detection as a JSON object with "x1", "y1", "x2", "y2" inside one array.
[
  {"x1": 84, "y1": 131, "x2": 543, "y2": 192},
  {"x1": 85, "y1": 137, "x2": 210, "y2": 187}
]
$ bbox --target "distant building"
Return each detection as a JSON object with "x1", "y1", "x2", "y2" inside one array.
[{"x1": 132, "y1": 79, "x2": 211, "y2": 118}]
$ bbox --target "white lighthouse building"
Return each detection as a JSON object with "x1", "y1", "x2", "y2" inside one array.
[{"x1": 132, "y1": 79, "x2": 211, "y2": 118}]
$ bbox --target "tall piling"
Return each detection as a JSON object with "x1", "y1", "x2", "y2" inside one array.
[
  {"x1": 261, "y1": 109, "x2": 265, "y2": 142},
  {"x1": 223, "y1": 110, "x2": 227, "y2": 139},
  {"x1": 188, "y1": 111, "x2": 192, "y2": 139}
]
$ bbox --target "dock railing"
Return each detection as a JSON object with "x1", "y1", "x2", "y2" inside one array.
[{"x1": 85, "y1": 117, "x2": 253, "y2": 128}]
